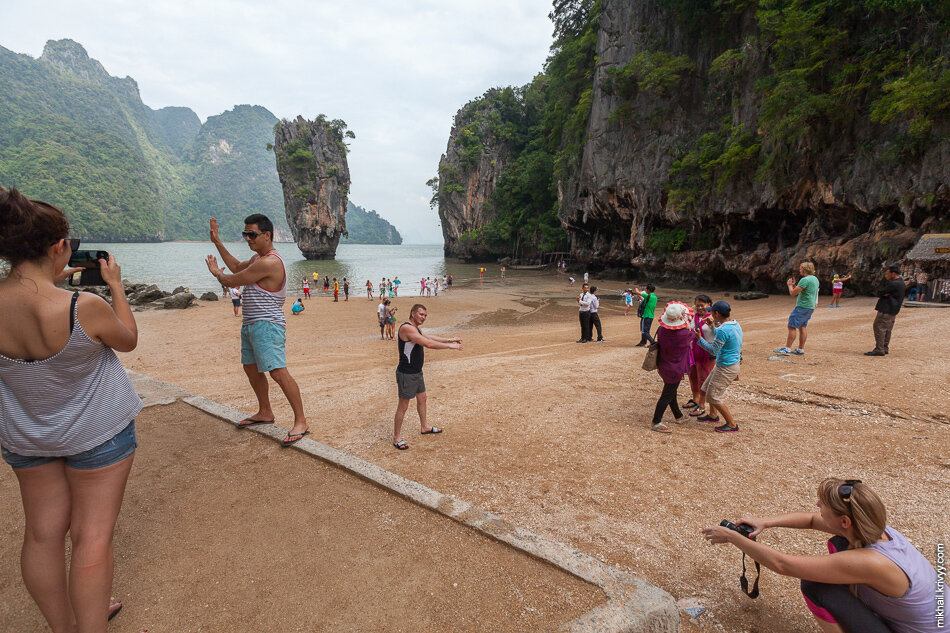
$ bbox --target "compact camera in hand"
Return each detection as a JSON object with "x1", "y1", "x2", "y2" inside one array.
[{"x1": 720, "y1": 520, "x2": 755, "y2": 539}]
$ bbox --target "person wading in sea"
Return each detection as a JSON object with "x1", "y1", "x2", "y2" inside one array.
[{"x1": 205, "y1": 215, "x2": 310, "y2": 446}]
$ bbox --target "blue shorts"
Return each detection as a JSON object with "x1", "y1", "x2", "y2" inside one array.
[
  {"x1": 241, "y1": 320, "x2": 287, "y2": 372},
  {"x1": 788, "y1": 306, "x2": 815, "y2": 328},
  {"x1": 2, "y1": 419, "x2": 137, "y2": 470}
]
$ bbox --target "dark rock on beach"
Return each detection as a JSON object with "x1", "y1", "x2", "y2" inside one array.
[
  {"x1": 199, "y1": 291, "x2": 219, "y2": 301},
  {"x1": 160, "y1": 292, "x2": 196, "y2": 310},
  {"x1": 735, "y1": 291, "x2": 769, "y2": 301},
  {"x1": 130, "y1": 285, "x2": 167, "y2": 305}
]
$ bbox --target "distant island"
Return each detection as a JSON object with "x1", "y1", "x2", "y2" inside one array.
[
  {"x1": 0, "y1": 39, "x2": 401, "y2": 245},
  {"x1": 343, "y1": 202, "x2": 402, "y2": 245}
]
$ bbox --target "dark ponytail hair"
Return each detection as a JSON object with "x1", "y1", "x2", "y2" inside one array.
[{"x1": 0, "y1": 187, "x2": 70, "y2": 266}]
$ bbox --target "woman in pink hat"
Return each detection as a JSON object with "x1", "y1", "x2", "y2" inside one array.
[{"x1": 651, "y1": 301, "x2": 694, "y2": 433}]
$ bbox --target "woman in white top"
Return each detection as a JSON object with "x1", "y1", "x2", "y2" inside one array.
[{"x1": 0, "y1": 187, "x2": 141, "y2": 633}]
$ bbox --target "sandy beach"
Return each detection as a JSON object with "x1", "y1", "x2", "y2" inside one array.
[{"x1": 5, "y1": 273, "x2": 947, "y2": 632}]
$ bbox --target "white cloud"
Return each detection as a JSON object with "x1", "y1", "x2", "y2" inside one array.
[{"x1": 2, "y1": 0, "x2": 554, "y2": 243}]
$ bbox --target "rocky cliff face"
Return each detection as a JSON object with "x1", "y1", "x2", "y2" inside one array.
[
  {"x1": 436, "y1": 2, "x2": 948, "y2": 291},
  {"x1": 273, "y1": 116, "x2": 350, "y2": 259},
  {"x1": 437, "y1": 91, "x2": 512, "y2": 259},
  {"x1": 559, "y1": 0, "x2": 948, "y2": 292}
]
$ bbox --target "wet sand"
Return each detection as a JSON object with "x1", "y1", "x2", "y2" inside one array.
[{"x1": 5, "y1": 273, "x2": 948, "y2": 632}]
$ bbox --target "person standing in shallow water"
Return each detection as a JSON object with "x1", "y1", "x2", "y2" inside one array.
[
  {"x1": 391, "y1": 304, "x2": 462, "y2": 450},
  {"x1": 206, "y1": 215, "x2": 310, "y2": 447}
]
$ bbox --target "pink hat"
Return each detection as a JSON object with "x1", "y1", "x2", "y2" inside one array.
[{"x1": 659, "y1": 301, "x2": 693, "y2": 330}]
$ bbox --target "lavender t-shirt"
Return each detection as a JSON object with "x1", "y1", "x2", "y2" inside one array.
[{"x1": 857, "y1": 526, "x2": 938, "y2": 633}]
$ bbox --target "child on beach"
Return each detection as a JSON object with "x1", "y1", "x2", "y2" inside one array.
[
  {"x1": 366, "y1": 280, "x2": 373, "y2": 300},
  {"x1": 830, "y1": 273, "x2": 852, "y2": 307},
  {"x1": 623, "y1": 289, "x2": 634, "y2": 316},
  {"x1": 302, "y1": 278, "x2": 310, "y2": 299},
  {"x1": 291, "y1": 298, "x2": 305, "y2": 315}
]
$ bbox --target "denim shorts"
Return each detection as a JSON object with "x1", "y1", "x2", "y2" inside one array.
[
  {"x1": 788, "y1": 306, "x2": 814, "y2": 328},
  {"x1": 2, "y1": 420, "x2": 137, "y2": 470},
  {"x1": 241, "y1": 320, "x2": 287, "y2": 373}
]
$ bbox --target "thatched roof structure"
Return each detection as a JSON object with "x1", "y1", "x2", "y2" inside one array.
[{"x1": 905, "y1": 234, "x2": 950, "y2": 262}]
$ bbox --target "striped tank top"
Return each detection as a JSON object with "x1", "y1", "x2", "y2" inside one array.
[
  {"x1": 0, "y1": 292, "x2": 143, "y2": 457},
  {"x1": 241, "y1": 250, "x2": 287, "y2": 327}
]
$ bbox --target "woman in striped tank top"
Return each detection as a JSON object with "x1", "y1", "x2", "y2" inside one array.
[{"x1": 0, "y1": 187, "x2": 142, "y2": 632}]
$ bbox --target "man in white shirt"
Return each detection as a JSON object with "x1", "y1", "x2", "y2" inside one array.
[
  {"x1": 589, "y1": 286, "x2": 604, "y2": 342},
  {"x1": 577, "y1": 283, "x2": 593, "y2": 343},
  {"x1": 377, "y1": 299, "x2": 387, "y2": 340}
]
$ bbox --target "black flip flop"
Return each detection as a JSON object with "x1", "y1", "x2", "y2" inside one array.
[
  {"x1": 108, "y1": 601, "x2": 122, "y2": 621},
  {"x1": 280, "y1": 430, "x2": 310, "y2": 447},
  {"x1": 393, "y1": 440, "x2": 409, "y2": 450},
  {"x1": 421, "y1": 427, "x2": 443, "y2": 435},
  {"x1": 236, "y1": 417, "x2": 275, "y2": 428}
]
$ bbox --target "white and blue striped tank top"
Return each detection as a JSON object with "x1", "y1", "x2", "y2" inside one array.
[
  {"x1": 0, "y1": 292, "x2": 143, "y2": 457},
  {"x1": 241, "y1": 250, "x2": 287, "y2": 327}
]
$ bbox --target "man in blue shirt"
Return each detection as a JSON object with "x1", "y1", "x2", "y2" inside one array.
[{"x1": 694, "y1": 301, "x2": 743, "y2": 433}]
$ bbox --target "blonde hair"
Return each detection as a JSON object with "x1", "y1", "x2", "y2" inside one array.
[
  {"x1": 817, "y1": 478, "x2": 887, "y2": 549},
  {"x1": 800, "y1": 261, "x2": 816, "y2": 276}
]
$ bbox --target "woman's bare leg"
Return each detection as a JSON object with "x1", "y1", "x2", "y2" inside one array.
[
  {"x1": 15, "y1": 460, "x2": 76, "y2": 633},
  {"x1": 65, "y1": 453, "x2": 134, "y2": 633}
]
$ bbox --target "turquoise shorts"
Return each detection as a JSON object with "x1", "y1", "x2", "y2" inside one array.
[{"x1": 241, "y1": 321, "x2": 287, "y2": 372}]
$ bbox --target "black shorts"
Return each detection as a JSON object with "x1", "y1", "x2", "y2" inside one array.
[{"x1": 396, "y1": 370, "x2": 425, "y2": 399}]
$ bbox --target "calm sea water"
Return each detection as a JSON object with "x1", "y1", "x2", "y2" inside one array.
[{"x1": 81, "y1": 242, "x2": 491, "y2": 295}]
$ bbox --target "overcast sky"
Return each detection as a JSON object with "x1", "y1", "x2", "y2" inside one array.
[{"x1": 3, "y1": 1, "x2": 555, "y2": 243}]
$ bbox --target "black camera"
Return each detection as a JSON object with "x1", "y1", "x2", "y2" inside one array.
[
  {"x1": 720, "y1": 520, "x2": 755, "y2": 539},
  {"x1": 68, "y1": 250, "x2": 110, "y2": 286}
]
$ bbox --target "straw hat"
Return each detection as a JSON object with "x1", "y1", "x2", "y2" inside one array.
[{"x1": 659, "y1": 301, "x2": 692, "y2": 329}]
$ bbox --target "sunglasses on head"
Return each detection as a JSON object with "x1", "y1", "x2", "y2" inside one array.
[
  {"x1": 241, "y1": 230, "x2": 265, "y2": 240},
  {"x1": 838, "y1": 479, "x2": 861, "y2": 503}
]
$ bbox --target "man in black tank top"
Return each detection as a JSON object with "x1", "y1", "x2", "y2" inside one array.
[{"x1": 392, "y1": 304, "x2": 462, "y2": 450}]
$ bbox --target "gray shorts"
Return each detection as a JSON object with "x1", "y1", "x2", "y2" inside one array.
[{"x1": 396, "y1": 370, "x2": 426, "y2": 400}]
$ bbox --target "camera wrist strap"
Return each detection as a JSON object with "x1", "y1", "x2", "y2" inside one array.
[{"x1": 740, "y1": 553, "x2": 761, "y2": 599}]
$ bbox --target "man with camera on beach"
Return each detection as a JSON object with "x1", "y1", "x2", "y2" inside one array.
[{"x1": 205, "y1": 215, "x2": 310, "y2": 447}]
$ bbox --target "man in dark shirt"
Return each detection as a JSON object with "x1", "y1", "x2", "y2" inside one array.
[
  {"x1": 865, "y1": 265, "x2": 906, "y2": 356},
  {"x1": 391, "y1": 304, "x2": 462, "y2": 449}
]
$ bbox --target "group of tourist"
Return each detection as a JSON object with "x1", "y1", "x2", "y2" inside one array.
[
  {"x1": 300, "y1": 274, "x2": 349, "y2": 302},
  {"x1": 580, "y1": 260, "x2": 910, "y2": 435},
  {"x1": 0, "y1": 191, "x2": 938, "y2": 633}
]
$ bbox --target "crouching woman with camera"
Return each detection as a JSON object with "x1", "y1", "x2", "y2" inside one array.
[
  {"x1": 0, "y1": 188, "x2": 142, "y2": 633},
  {"x1": 702, "y1": 478, "x2": 938, "y2": 633}
]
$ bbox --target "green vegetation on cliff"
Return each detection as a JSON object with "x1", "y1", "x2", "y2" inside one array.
[
  {"x1": 0, "y1": 40, "x2": 396, "y2": 244},
  {"x1": 442, "y1": 0, "x2": 948, "y2": 259},
  {"x1": 439, "y1": 1, "x2": 602, "y2": 258},
  {"x1": 342, "y1": 202, "x2": 402, "y2": 245},
  {"x1": 656, "y1": 0, "x2": 950, "y2": 212}
]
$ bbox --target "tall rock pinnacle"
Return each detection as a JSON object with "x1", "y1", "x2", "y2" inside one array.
[{"x1": 273, "y1": 116, "x2": 351, "y2": 259}]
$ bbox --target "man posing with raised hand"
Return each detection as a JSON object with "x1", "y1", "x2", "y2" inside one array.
[
  {"x1": 392, "y1": 304, "x2": 462, "y2": 450},
  {"x1": 205, "y1": 215, "x2": 310, "y2": 446}
]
